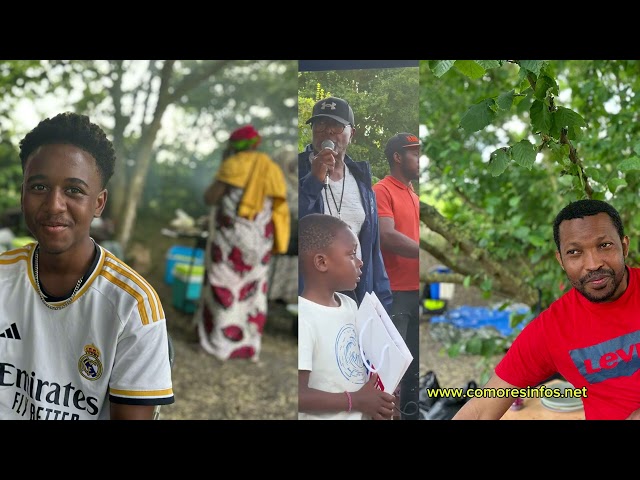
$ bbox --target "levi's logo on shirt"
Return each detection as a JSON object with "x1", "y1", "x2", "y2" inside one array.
[{"x1": 570, "y1": 330, "x2": 640, "y2": 383}]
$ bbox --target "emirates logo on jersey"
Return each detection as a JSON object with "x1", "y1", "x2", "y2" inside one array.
[{"x1": 78, "y1": 343, "x2": 103, "y2": 381}]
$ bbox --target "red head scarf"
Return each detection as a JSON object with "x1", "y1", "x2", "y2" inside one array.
[{"x1": 229, "y1": 125, "x2": 261, "y2": 150}]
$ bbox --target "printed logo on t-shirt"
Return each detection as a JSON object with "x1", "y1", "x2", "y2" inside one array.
[
  {"x1": 335, "y1": 324, "x2": 367, "y2": 384},
  {"x1": 570, "y1": 330, "x2": 640, "y2": 383},
  {"x1": 0, "y1": 323, "x2": 21, "y2": 340}
]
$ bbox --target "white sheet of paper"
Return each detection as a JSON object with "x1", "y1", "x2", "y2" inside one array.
[{"x1": 355, "y1": 292, "x2": 414, "y2": 393}]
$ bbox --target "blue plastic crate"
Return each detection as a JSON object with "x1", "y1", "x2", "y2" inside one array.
[
  {"x1": 428, "y1": 266, "x2": 454, "y2": 300},
  {"x1": 171, "y1": 265, "x2": 205, "y2": 313},
  {"x1": 165, "y1": 245, "x2": 204, "y2": 284}
]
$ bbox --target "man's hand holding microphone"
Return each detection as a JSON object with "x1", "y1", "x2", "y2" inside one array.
[{"x1": 311, "y1": 139, "x2": 336, "y2": 188}]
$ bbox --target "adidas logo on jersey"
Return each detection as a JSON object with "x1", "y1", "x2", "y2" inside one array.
[{"x1": 0, "y1": 323, "x2": 21, "y2": 340}]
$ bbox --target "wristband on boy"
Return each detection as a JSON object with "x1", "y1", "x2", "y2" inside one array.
[{"x1": 344, "y1": 391, "x2": 352, "y2": 413}]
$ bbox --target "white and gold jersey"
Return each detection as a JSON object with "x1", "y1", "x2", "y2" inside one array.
[{"x1": 0, "y1": 243, "x2": 174, "y2": 420}]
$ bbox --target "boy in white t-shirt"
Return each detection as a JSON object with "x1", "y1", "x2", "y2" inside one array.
[{"x1": 298, "y1": 213, "x2": 396, "y2": 420}]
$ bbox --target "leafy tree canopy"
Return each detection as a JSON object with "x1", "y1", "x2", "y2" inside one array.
[{"x1": 420, "y1": 60, "x2": 640, "y2": 348}]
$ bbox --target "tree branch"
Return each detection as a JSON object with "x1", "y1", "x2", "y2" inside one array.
[
  {"x1": 560, "y1": 127, "x2": 594, "y2": 198},
  {"x1": 420, "y1": 201, "x2": 539, "y2": 305}
]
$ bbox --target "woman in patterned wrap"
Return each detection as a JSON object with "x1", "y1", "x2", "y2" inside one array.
[{"x1": 194, "y1": 125, "x2": 290, "y2": 361}]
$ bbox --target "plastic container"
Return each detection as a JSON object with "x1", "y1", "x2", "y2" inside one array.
[
  {"x1": 428, "y1": 265, "x2": 455, "y2": 300},
  {"x1": 172, "y1": 264, "x2": 205, "y2": 313},
  {"x1": 165, "y1": 245, "x2": 204, "y2": 284}
]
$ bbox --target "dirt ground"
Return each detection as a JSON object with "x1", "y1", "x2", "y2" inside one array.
[
  {"x1": 133, "y1": 234, "x2": 298, "y2": 421},
  {"x1": 158, "y1": 296, "x2": 297, "y2": 420},
  {"x1": 138, "y1": 240, "x2": 504, "y2": 420},
  {"x1": 419, "y1": 253, "x2": 505, "y2": 392},
  {"x1": 420, "y1": 317, "x2": 502, "y2": 391}
]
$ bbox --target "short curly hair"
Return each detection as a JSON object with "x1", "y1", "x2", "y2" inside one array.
[
  {"x1": 299, "y1": 213, "x2": 350, "y2": 255},
  {"x1": 553, "y1": 199, "x2": 624, "y2": 251},
  {"x1": 19, "y1": 112, "x2": 116, "y2": 188}
]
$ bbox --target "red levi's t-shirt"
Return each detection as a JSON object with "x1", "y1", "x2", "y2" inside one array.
[
  {"x1": 372, "y1": 175, "x2": 420, "y2": 291},
  {"x1": 495, "y1": 266, "x2": 640, "y2": 420}
]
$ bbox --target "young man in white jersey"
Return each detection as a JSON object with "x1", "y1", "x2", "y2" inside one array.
[{"x1": 0, "y1": 112, "x2": 174, "y2": 420}]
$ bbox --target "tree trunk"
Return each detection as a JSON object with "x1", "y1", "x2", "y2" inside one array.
[
  {"x1": 105, "y1": 60, "x2": 130, "y2": 231},
  {"x1": 116, "y1": 60, "x2": 233, "y2": 252}
]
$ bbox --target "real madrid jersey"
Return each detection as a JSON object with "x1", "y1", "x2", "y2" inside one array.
[{"x1": 0, "y1": 243, "x2": 174, "y2": 420}]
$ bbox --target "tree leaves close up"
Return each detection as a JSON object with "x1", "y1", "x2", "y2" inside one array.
[{"x1": 420, "y1": 59, "x2": 640, "y2": 361}]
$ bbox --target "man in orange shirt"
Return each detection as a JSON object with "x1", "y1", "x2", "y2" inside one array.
[{"x1": 372, "y1": 132, "x2": 421, "y2": 420}]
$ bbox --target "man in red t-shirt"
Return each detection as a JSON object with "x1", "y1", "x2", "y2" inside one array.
[
  {"x1": 454, "y1": 199, "x2": 640, "y2": 420},
  {"x1": 372, "y1": 132, "x2": 421, "y2": 420}
]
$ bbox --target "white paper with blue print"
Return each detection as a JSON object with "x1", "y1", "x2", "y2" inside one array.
[{"x1": 355, "y1": 292, "x2": 413, "y2": 393}]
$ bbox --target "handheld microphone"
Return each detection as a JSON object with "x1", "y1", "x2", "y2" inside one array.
[{"x1": 321, "y1": 140, "x2": 335, "y2": 189}]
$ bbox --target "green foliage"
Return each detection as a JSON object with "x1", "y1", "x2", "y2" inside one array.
[
  {"x1": 0, "y1": 140, "x2": 22, "y2": 215},
  {"x1": 488, "y1": 148, "x2": 509, "y2": 176},
  {"x1": 0, "y1": 60, "x2": 297, "y2": 234},
  {"x1": 0, "y1": 167, "x2": 20, "y2": 202},
  {"x1": 619, "y1": 157, "x2": 640, "y2": 171},
  {"x1": 454, "y1": 60, "x2": 487, "y2": 79},
  {"x1": 496, "y1": 90, "x2": 516, "y2": 110},
  {"x1": 0, "y1": 61, "x2": 46, "y2": 123},
  {"x1": 512, "y1": 140, "x2": 536, "y2": 169},
  {"x1": 429, "y1": 60, "x2": 456, "y2": 78},
  {"x1": 530, "y1": 99, "x2": 553, "y2": 134},
  {"x1": 533, "y1": 75, "x2": 559, "y2": 100},
  {"x1": 519, "y1": 60, "x2": 547, "y2": 76},
  {"x1": 460, "y1": 99, "x2": 496, "y2": 132}
]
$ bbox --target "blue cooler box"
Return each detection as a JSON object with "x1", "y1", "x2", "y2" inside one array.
[
  {"x1": 165, "y1": 245, "x2": 204, "y2": 284},
  {"x1": 172, "y1": 264, "x2": 205, "y2": 313},
  {"x1": 429, "y1": 266, "x2": 455, "y2": 300}
]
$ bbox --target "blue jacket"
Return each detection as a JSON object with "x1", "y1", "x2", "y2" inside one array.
[{"x1": 298, "y1": 145, "x2": 393, "y2": 313}]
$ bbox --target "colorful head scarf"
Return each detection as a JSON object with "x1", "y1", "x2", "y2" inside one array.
[{"x1": 229, "y1": 125, "x2": 261, "y2": 151}]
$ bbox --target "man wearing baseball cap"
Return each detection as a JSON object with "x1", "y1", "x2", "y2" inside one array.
[
  {"x1": 298, "y1": 96, "x2": 392, "y2": 313},
  {"x1": 372, "y1": 132, "x2": 421, "y2": 420},
  {"x1": 305, "y1": 96, "x2": 355, "y2": 126}
]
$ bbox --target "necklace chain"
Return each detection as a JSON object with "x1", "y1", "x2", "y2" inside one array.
[
  {"x1": 34, "y1": 246, "x2": 84, "y2": 310},
  {"x1": 325, "y1": 166, "x2": 347, "y2": 220}
]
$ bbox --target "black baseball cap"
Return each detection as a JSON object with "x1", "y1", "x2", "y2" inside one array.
[
  {"x1": 305, "y1": 96, "x2": 355, "y2": 126},
  {"x1": 384, "y1": 132, "x2": 421, "y2": 159}
]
